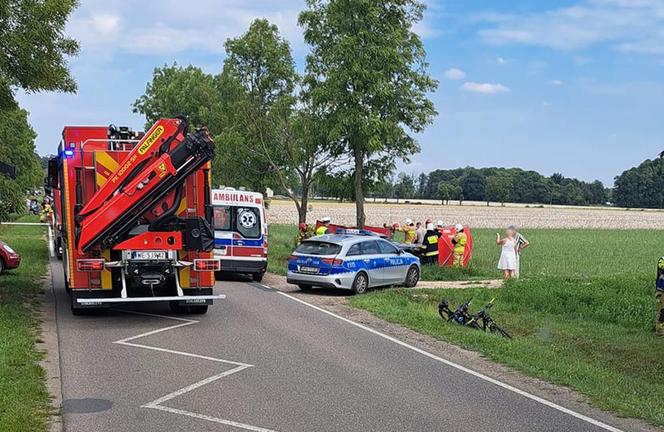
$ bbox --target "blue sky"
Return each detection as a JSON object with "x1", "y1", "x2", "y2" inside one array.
[{"x1": 16, "y1": 0, "x2": 664, "y2": 186}]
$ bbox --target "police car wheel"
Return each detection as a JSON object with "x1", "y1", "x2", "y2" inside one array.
[
  {"x1": 298, "y1": 284, "x2": 312, "y2": 291},
  {"x1": 352, "y1": 272, "x2": 369, "y2": 295},
  {"x1": 404, "y1": 265, "x2": 420, "y2": 288}
]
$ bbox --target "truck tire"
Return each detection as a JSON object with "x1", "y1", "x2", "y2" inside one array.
[
  {"x1": 252, "y1": 272, "x2": 264, "y2": 283},
  {"x1": 0, "y1": 258, "x2": 5, "y2": 275}
]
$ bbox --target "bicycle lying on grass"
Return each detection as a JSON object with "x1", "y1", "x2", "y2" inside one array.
[{"x1": 438, "y1": 298, "x2": 512, "y2": 339}]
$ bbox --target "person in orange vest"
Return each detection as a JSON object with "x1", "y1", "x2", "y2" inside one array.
[{"x1": 451, "y1": 223, "x2": 467, "y2": 267}]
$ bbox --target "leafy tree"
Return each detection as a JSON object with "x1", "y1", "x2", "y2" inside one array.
[
  {"x1": 393, "y1": 173, "x2": 415, "y2": 203},
  {"x1": 0, "y1": 0, "x2": 79, "y2": 108},
  {"x1": 371, "y1": 176, "x2": 394, "y2": 202},
  {"x1": 316, "y1": 171, "x2": 354, "y2": 202},
  {"x1": 613, "y1": 157, "x2": 664, "y2": 208},
  {"x1": 416, "y1": 173, "x2": 428, "y2": 198},
  {"x1": 299, "y1": 0, "x2": 438, "y2": 227},
  {"x1": 132, "y1": 64, "x2": 221, "y2": 132},
  {"x1": 437, "y1": 181, "x2": 456, "y2": 205},
  {"x1": 0, "y1": 107, "x2": 41, "y2": 219},
  {"x1": 220, "y1": 19, "x2": 345, "y2": 223},
  {"x1": 485, "y1": 175, "x2": 511, "y2": 206},
  {"x1": 460, "y1": 170, "x2": 485, "y2": 201},
  {"x1": 410, "y1": 166, "x2": 606, "y2": 206}
]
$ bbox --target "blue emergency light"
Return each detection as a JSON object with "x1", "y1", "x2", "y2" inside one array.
[{"x1": 63, "y1": 149, "x2": 74, "y2": 158}]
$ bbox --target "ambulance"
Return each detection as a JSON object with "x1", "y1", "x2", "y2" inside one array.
[{"x1": 211, "y1": 188, "x2": 268, "y2": 281}]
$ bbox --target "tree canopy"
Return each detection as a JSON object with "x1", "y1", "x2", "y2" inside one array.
[
  {"x1": 613, "y1": 157, "x2": 664, "y2": 208},
  {"x1": 391, "y1": 167, "x2": 608, "y2": 206},
  {"x1": 0, "y1": 107, "x2": 42, "y2": 219},
  {"x1": 0, "y1": 0, "x2": 79, "y2": 108},
  {"x1": 299, "y1": 0, "x2": 437, "y2": 227}
]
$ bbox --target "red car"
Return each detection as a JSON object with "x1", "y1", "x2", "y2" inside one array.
[{"x1": 0, "y1": 240, "x2": 21, "y2": 274}]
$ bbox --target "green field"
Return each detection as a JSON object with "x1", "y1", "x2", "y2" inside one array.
[
  {"x1": 268, "y1": 224, "x2": 663, "y2": 281},
  {"x1": 0, "y1": 216, "x2": 51, "y2": 431},
  {"x1": 349, "y1": 229, "x2": 664, "y2": 426}
]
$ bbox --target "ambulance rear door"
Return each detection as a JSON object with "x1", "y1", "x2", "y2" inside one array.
[
  {"x1": 233, "y1": 205, "x2": 263, "y2": 259},
  {"x1": 213, "y1": 205, "x2": 233, "y2": 260}
]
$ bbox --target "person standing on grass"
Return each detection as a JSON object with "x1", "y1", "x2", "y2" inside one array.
[
  {"x1": 451, "y1": 223, "x2": 467, "y2": 267},
  {"x1": 497, "y1": 228, "x2": 517, "y2": 279},
  {"x1": 421, "y1": 222, "x2": 442, "y2": 265},
  {"x1": 510, "y1": 224, "x2": 529, "y2": 278}
]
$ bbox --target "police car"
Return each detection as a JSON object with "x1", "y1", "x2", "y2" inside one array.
[{"x1": 287, "y1": 233, "x2": 420, "y2": 294}]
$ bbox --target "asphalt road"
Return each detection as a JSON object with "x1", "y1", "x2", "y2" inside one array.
[{"x1": 52, "y1": 261, "x2": 621, "y2": 432}]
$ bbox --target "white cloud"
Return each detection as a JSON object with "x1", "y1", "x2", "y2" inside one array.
[
  {"x1": 461, "y1": 82, "x2": 510, "y2": 94},
  {"x1": 477, "y1": 0, "x2": 664, "y2": 55},
  {"x1": 550, "y1": 79, "x2": 563, "y2": 85},
  {"x1": 66, "y1": 0, "x2": 306, "y2": 57},
  {"x1": 496, "y1": 57, "x2": 507, "y2": 64},
  {"x1": 443, "y1": 68, "x2": 466, "y2": 80}
]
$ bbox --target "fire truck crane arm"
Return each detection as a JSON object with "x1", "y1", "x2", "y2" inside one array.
[{"x1": 76, "y1": 127, "x2": 215, "y2": 254}]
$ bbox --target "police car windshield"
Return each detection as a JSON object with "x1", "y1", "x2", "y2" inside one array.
[{"x1": 295, "y1": 241, "x2": 341, "y2": 256}]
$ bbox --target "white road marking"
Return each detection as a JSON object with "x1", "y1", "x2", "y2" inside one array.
[
  {"x1": 276, "y1": 291, "x2": 623, "y2": 432},
  {"x1": 113, "y1": 310, "x2": 278, "y2": 432}
]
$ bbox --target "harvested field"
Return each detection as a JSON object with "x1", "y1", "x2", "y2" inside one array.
[{"x1": 267, "y1": 199, "x2": 664, "y2": 229}]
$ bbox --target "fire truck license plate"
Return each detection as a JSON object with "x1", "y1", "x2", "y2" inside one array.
[{"x1": 131, "y1": 251, "x2": 167, "y2": 260}]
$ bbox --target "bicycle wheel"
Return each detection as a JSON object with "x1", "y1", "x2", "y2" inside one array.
[{"x1": 489, "y1": 323, "x2": 512, "y2": 339}]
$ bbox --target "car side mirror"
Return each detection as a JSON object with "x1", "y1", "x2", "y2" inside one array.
[{"x1": 397, "y1": 249, "x2": 404, "y2": 255}]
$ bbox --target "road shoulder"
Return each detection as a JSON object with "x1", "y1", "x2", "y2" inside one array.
[
  {"x1": 262, "y1": 272, "x2": 657, "y2": 432},
  {"x1": 39, "y1": 261, "x2": 63, "y2": 432}
]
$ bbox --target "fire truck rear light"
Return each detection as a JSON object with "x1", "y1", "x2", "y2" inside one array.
[
  {"x1": 77, "y1": 259, "x2": 105, "y2": 271},
  {"x1": 193, "y1": 259, "x2": 220, "y2": 271}
]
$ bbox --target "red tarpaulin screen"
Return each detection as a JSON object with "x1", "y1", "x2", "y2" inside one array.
[{"x1": 437, "y1": 226, "x2": 473, "y2": 267}]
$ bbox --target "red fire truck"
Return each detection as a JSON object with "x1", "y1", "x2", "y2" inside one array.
[{"x1": 47, "y1": 118, "x2": 223, "y2": 314}]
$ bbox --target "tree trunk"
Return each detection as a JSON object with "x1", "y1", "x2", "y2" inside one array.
[
  {"x1": 298, "y1": 179, "x2": 310, "y2": 224},
  {"x1": 293, "y1": 199, "x2": 303, "y2": 224},
  {"x1": 353, "y1": 147, "x2": 366, "y2": 228}
]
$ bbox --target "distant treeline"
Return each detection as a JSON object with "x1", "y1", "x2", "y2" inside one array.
[
  {"x1": 613, "y1": 157, "x2": 664, "y2": 208},
  {"x1": 314, "y1": 167, "x2": 609, "y2": 206}
]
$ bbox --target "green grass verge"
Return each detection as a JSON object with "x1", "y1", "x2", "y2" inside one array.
[
  {"x1": 349, "y1": 230, "x2": 664, "y2": 425},
  {"x1": 269, "y1": 224, "x2": 664, "y2": 281},
  {"x1": 0, "y1": 215, "x2": 51, "y2": 431}
]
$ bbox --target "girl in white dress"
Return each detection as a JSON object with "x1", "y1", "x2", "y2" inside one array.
[{"x1": 497, "y1": 228, "x2": 517, "y2": 279}]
